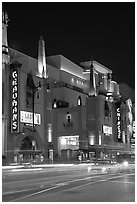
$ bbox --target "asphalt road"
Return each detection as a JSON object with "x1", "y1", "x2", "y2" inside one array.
[{"x1": 2, "y1": 164, "x2": 135, "y2": 202}]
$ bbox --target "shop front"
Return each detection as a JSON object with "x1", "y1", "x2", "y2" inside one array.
[{"x1": 58, "y1": 135, "x2": 79, "y2": 161}]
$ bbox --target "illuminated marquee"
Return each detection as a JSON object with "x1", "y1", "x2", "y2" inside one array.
[
  {"x1": 20, "y1": 111, "x2": 41, "y2": 125},
  {"x1": 103, "y1": 125, "x2": 112, "y2": 135},
  {"x1": 133, "y1": 121, "x2": 135, "y2": 138},
  {"x1": 60, "y1": 135, "x2": 79, "y2": 146},
  {"x1": 11, "y1": 68, "x2": 19, "y2": 133},
  {"x1": 117, "y1": 107, "x2": 121, "y2": 139}
]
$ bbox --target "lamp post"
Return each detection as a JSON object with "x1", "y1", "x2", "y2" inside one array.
[
  {"x1": 42, "y1": 79, "x2": 56, "y2": 164},
  {"x1": 44, "y1": 80, "x2": 54, "y2": 164},
  {"x1": 32, "y1": 82, "x2": 41, "y2": 164},
  {"x1": 31, "y1": 77, "x2": 55, "y2": 164}
]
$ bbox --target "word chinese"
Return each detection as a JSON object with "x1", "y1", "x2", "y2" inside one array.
[{"x1": 117, "y1": 107, "x2": 121, "y2": 139}]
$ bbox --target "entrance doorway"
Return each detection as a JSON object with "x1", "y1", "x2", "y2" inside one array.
[
  {"x1": 16, "y1": 136, "x2": 42, "y2": 164},
  {"x1": 20, "y1": 137, "x2": 35, "y2": 163},
  {"x1": 21, "y1": 137, "x2": 32, "y2": 150},
  {"x1": 21, "y1": 137, "x2": 31, "y2": 162},
  {"x1": 14, "y1": 128, "x2": 43, "y2": 164},
  {"x1": 58, "y1": 135, "x2": 79, "y2": 161}
]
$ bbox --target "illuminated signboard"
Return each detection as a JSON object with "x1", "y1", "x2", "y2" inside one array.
[
  {"x1": 60, "y1": 135, "x2": 79, "y2": 146},
  {"x1": 126, "y1": 98, "x2": 133, "y2": 137},
  {"x1": 133, "y1": 121, "x2": 135, "y2": 138},
  {"x1": 11, "y1": 68, "x2": 19, "y2": 133},
  {"x1": 126, "y1": 98, "x2": 132, "y2": 112},
  {"x1": 20, "y1": 111, "x2": 41, "y2": 125},
  {"x1": 103, "y1": 125, "x2": 112, "y2": 135},
  {"x1": 117, "y1": 107, "x2": 121, "y2": 140}
]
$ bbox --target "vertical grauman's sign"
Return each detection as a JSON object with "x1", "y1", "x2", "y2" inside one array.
[{"x1": 11, "y1": 65, "x2": 20, "y2": 133}]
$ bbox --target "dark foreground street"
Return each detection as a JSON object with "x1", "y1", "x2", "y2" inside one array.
[{"x1": 2, "y1": 164, "x2": 135, "y2": 202}]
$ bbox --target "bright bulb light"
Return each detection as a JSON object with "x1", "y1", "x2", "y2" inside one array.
[
  {"x1": 123, "y1": 161, "x2": 128, "y2": 167},
  {"x1": 102, "y1": 167, "x2": 106, "y2": 172}
]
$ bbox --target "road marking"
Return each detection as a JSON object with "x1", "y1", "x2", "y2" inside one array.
[
  {"x1": 3, "y1": 188, "x2": 33, "y2": 195},
  {"x1": 10, "y1": 185, "x2": 62, "y2": 202},
  {"x1": 63, "y1": 173, "x2": 135, "y2": 192},
  {"x1": 7, "y1": 173, "x2": 135, "y2": 202},
  {"x1": 15, "y1": 177, "x2": 116, "y2": 201},
  {"x1": 110, "y1": 180, "x2": 135, "y2": 184},
  {"x1": 11, "y1": 168, "x2": 43, "y2": 172},
  {"x1": 2, "y1": 172, "x2": 102, "y2": 188},
  {"x1": 8, "y1": 174, "x2": 107, "y2": 201},
  {"x1": 55, "y1": 182, "x2": 68, "y2": 186}
]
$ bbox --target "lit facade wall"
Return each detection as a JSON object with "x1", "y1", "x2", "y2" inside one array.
[
  {"x1": 4, "y1": 49, "x2": 56, "y2": 162},
  {"x1": 3, "y1": 47, "x2": 132, "y2": 163},
  {"x1": 19, "y1": 69, "x2": 45, "y2": 144},
  {"x1": 4, "y1": 49, "x2": 90, "y2": 162},
  {"x1": 120, "y1": 98, "x2": 135, "y2": 148},
  {"x1": 8, "y1": 54, "x2": 46, "y2": 161},
  {"x1": 86, "y1": 95, "x2": 114, "y2": 147},
  {"x1": 60, "y1": 55, "x2": 84, "y2": 79},
  {"x1": 53, "y1": 105, "x2": 87, "y2": 158}
]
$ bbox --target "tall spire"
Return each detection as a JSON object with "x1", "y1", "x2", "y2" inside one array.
[
  {"x1": 2, "y1": 11, "x2": 10, "y2": 65},
  {"x1": 37, "y1": 35, "x2": 48, "y2": 78},
  {"x1": 89, "y1": 58, "x2": 96, "y2": 96}
]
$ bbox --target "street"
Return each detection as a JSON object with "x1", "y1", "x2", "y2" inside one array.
[{"x1": 2, "y1": 164, "x2": 135, "y2": 202}]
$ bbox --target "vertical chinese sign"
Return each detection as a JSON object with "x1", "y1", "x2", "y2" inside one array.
[{"x1": 117, "y1": 103, "x2": 122, "y2": 142}]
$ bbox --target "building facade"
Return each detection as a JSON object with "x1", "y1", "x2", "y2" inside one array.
[{"x1": 2, "y1": 11, "x2": 135, "y2": 164}]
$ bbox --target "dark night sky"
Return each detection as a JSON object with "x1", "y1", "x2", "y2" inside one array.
[{"x1": 3, "y1": 2, "x2": 135, "y2": 89}]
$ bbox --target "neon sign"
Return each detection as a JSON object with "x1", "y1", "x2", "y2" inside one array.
[
  {"x1": 11, "y1": 69, "x2": 19, "y2": 133},
  {"x1": 117, "y1": 107, "x2": 121, "y2": 139}
]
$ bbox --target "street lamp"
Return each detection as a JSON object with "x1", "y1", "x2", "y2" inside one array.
[
  {"x1": 42, "y1": 80, "x2": 56, "y2": 164},
  {"x1": 31, "y1": 77, "x2": 55, "y2": 164},
  {"x1": 32, "y1": 81, "x2": 41, "y2": 163}
]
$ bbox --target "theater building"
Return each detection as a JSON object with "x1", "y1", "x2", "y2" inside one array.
[{"x1": 2, "y1": 12, "x2": 134, "y2": 164}]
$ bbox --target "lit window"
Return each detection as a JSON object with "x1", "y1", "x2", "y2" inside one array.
[
  {"x1": 61, "y1": 138, "x2": 66, "y2": 145},
  {"x1": 66, "y1": 112, "x2": 71, "y2": 122},
  {"x1": 47, "y1": 124, "x2": 52, "y2": 142},
  {"x1": 99, "y1": 135, "x2": 101, "y2": 145},
  {"x1": 53, "y1": 98, "x2": 57, "y2": 108},
  {"x1": 71, "y1": 78, "x2": 74, "y2": 83},
  {"x1": 77, "y1": 96, "x2": 82, "y2": 106},
  {"x1": 89, "y1": 134, "x2": 95, "y2": 145}
]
